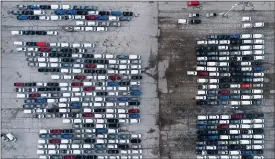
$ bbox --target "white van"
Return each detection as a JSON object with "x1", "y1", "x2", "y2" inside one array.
[
  {"x1": 129, "y1": 55, "x2": 141, "y2": 59},
  {"x1": 59, "y1": 144, "x2": 69, "y2": 149},
  {"x1": 117, "y1": 109, "x2": 127, "y2": 113},
  {"x1": 106, "y1": 114, "x2": 116, "y2": 118},
  {"x1": 241, "y1": 101, "x2": 252, "y2": 105},
  {"x1": 106, "y1": 54, "x2": 114, "y2": 59},
  {"x1": 14, "y1": 41, "x2": 25, "y2": 46},
  {"x1": 242, "y1": 23, "x2": 252, "y2": 28},
  {"x1": 94, "y1": 103, "x2": 103, "y2": 107},
  {"x1": 37, "y1": 150, "x2": 45, "y2": 154},
  {"x1": 252, "y1": 89, "x2": 263, "y2": 94},
  {"x1": 24, "y1": 109, "x2": 34, "y2": 114},
  {"x1": 197, "y1": 115, "x2": 208, "y2": 120},
  {"x1": 105, "y1": 103, "x2": 115, "y2": 107},
  {"x1": 254, "y1": 56, "x2": 264, "y2": 60},
  {"x1": 71, "y1": 144, "x2": 81, "y2": 149},
  {"x1": 197, "y1": 79, "x2": 208, "y2": 83},
  {"x1": 94, "y1": 97, "x2": 104, "y2": 102},
  {"x1": 209, "y1": 79, "x2": 219, "y2": 83},
  {"x1": 71, "y1": 97, "x2": 81, "y2": 102},
  {"x1": 108, "y1": 60, "x2": 118, "y2": 64},
  {"x1": 39, "y1": 129, "x2": 48, "y2": 134},
  {"x1": 59, "y1": 108, "x2": 70, "y2": 113},
  {"x1": 63, "y1": 119, "x2": 72, "y2": 123},
  {"x1": 5, "y1": 133, "x2": 17, "y2": 142},
  {"x1": 253, "y1": 45, "x2": 264, "y2": 50},
  {"x1": 119, "y1": 65, "x2": 129, "y2": 69},
  {"x1": 83, "y1": 43, "x2": 95, "y2": 48},
  {"x1": 72, "y1": 68, "x2": 83, "y2": 73},
  {"x1": 87, "y1": 21, "x2": 98, "y2": 26},
  {"x1": 197, "y1": 90, "x2": 207, "y2": 95},
  {"x1": 57, "y1": 103, "x2": 68, "y2": 108},
  {"x1": 94, "y1": 114, "x2": 105, "y2": 118},
  {"x1": 252, "y1": 140, "x2": 264, "y2": 144},
  {"x1": 241, "y1": 119, "x2": 252, "y2": 124},
  {"x1": 253, "y1": 50, "x2": 264, "y2": 55},
  {"x1": 96, "y1": 27, "x2": 107, "y2": 31},
  {"x1": 73, "y1": 150, "x2": 82, "y2": 154},
  {"x1": 253, "y1": 95, "x2": 263, "y2": 99},
  {"x1": 61, "y1": 68, "x2": 71, "y2": 73},
  {"x1": 240, "y1": 124, "x2": 252, "y2": 128},
  {"x1": 230, "y1": 101, "x2": 240, "y2": 105},
  {"x1": 229, "y1": 151, "x2": 241, "y2": 155},
  {"x1": 106, "y1": 109, "x2": 116, "y2": 113},
  {"x1": 240, "y1": 140, "x2": 251, "y2": 144},
  {"x1": 83, "y1": 108, "x2": 93, "y2": 113},
  {"x1": 11, "y1": 31, "x2": 22, "y2": 35},
  {"x1": 17, "y1": 93, "x2": 28, "y2": 98},
  {"x1": 130, "y1": 70, "x2": 140, "y2": 74},
  {"x1": 220, "y1": 135, "x2": 230, "y2": 140},
  {"x1": 118, "y1": 114, "x2": 128, "y2": 118},
  {"x1": 38, "y1": 139, "x2": 47, "y2": 144},
  {"x1": 83, "y1": 144, "x2": 92, "y2": 149},
  {"x1": 61, "y1": 139, "x2": 71, "y2": 144},
  {"x1": 242, "y1": 16, "x2": 251, "y2": 21},
  {"x1": 240, "y1": 45, "x2": 252, "y2": 50},
  {"x1": 96, "y1": 139, "x2": 107, "y2": 144}
]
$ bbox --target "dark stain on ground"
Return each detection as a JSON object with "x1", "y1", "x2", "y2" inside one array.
[
  {"x1": 159, "y1": 116, "x2": 178, "y2": 130},
  {"x1": 147, "y1": 128, "x2": 156, "y2": 133},
  {"x1": 157, "y1": 10, "x2": 206, "y2": 159}
]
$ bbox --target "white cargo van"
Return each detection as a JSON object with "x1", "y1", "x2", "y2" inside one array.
[
  {"x1": 87, "y1": 21, "x2": 98, "y2": 26},
  {"x1": 17, "y1": 93, "x2": 28, "y2": 98},
  {"x1": 130, "y1": 70, "x2": 140, "y2": 74},
  {"x1": 240, "y1": 140, "x2": 251, "y2": 144},
  {"x1": 230, "y1": 101, "x2": 240, "y2": 106},
  {"x1": 197, "y1": 79, "x2": 208, "y2": 83},
  {"x1": 197, "y1": 115, "x2": 208, "y2": 120},
  {"x1": 254, "y1": 56, "x2": 264, "y2": 60},
  {"x1": 63, "y1": 119, "x2": 72, "y2": 123},
  {"x1": 83, "y1": 108, "x2": 93, "y2": 113},
  {"x1": 38, "y1": 139, "x2": 47, "y2": 144},
  {"x1": 240, "y1": 45, "x2": 252, "y2": 50},
  {"x1": 24, "y1": 109, "x2": 34, "y2": 114},
  {"x1": 197, "y1": 90, "x2": 207, "y2": 95},
  {"x1": 94, "y1": 114, "x2": 105, "y2": 118},
  {"x1": 253, "y1": 95, "x2": 263, "y2": 99},
  {"x1": 61, "y1": 68, "x2": 71, "y2": 73},
  {"x1": 241, "y1": 101, "x2": 252, "y2": 105},
  {"x1": 129, "y1": 55, "x2": 141, "y2": 59},
  {"x1": 106, "y1": 54, "x2": 115, "y2": 59},
  {"x1": 11, "y1": 31, "x2": 22, "y2": 35},
  {"x1": 242, "y1": 16, "x2": 251, "y2": 21},
  {"x1": 220, "y1": 135, "x2": 230, "y2": 140}
]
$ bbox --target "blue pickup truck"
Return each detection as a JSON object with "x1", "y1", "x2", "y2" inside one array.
[
  {"x1": 71, "y1": 102, "x2": 82, "y2": 107},
  {"x1": 17, "y1": 15, "x2": 29, "y2": 20},
  {"x1": 61, "y1": 134, "x2": 73, "y2": 139},
  {"x1": 107, "y1": 82, "x2": 120, "y2": 86},
  {"x1": 66, "y1": 10, "x2": 77, "y2": 15},
  {"x1": 253, "y1": 66, "x2": 264, "y2": 71},
  {"x1": 55, "y1": 9, "x2": 66, "y2": 15},
  {"x1": 130, "y1": 91, "x2": 142, "y2": 96},
  {"x1": 129, "y1": 114, "x2": 140, "y2": 119},
  {"x1": 96, "y1": 15, "x2": 109, "y2": 20},
  {"x1": 35, "y1": 98, "x2": 47, "y2": 103},
  {"x1": 96, "y1": 128, "x2": 108, "y2": 134},
  {"x1": 111, "y1": 11, "x2": 122, "y2": 16}
]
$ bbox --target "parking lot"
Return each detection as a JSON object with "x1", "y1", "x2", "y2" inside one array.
[
  {"x1": 1, "y1": 1, "x2": 275, "y2": 159},
  {"x1": 1, "y1": 2, "x2": 158, "y2": 159},
  {"x1": 157, "y1": 1, "x2": 275, "y2": 159}
]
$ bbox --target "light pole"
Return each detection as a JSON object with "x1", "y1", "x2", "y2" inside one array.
[{"x1": 223, "y1": 3, "x2": 239, "y2": 17}]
